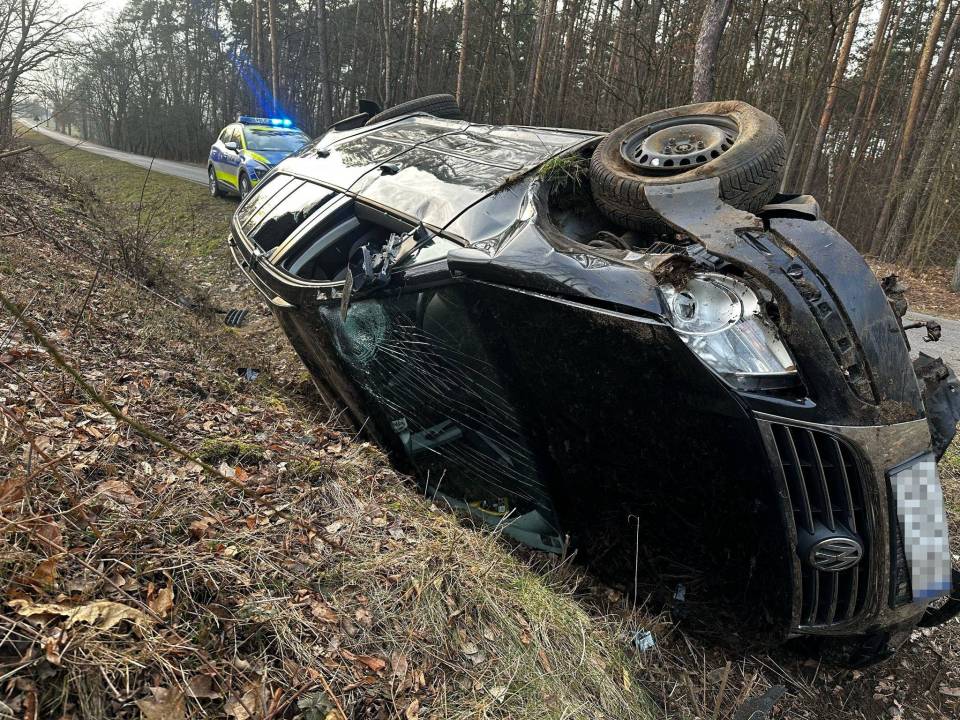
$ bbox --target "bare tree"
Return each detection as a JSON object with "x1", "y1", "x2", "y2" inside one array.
[
  {"x1": 691, "y1": 0, "x2": 733, "y2": 103},
  {"x1": 0, "y1": 0, "x2": 87, "y2": 138}
]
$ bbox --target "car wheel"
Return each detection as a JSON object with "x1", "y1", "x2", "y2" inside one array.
[
  {"x1": 208, "y1": 166, "x2": 222, "y2": 197},
  {"x1": 589, "y1": 101, "x2": 785, "y2": 231},
  {"x1": 365, "y1": 94, "x2": 464, "y2": 125},
  {"x1": 239, "y1": 173, "x2": 252, "y2": 199}
]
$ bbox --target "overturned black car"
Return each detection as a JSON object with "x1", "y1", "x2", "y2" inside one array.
[{"x1": 229, "y1": 96, "x2": 960, "y2": 655}]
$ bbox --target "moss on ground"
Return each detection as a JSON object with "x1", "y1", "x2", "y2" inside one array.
[{"x1": 197, "y1": 437, "x2": 268, "y2": 464}]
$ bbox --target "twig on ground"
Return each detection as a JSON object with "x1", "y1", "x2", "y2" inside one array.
[
  {"x1": 71, "y1": 247, "x2": 108, "y2": 334},
  {"x1": 0, "y1": 146, "x2": 32, "y2": 160}
]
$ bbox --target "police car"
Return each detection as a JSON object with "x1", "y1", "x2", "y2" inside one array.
[{"x1": 208, "y1": 116, "x2": 309, "y2": 199}]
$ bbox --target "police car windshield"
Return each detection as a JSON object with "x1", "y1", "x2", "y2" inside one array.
[{"x1": 245, "y1": 129, "x2": 309, "y2": 152}]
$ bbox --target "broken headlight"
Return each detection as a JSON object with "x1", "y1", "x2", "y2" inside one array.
[{"x1": 661, "y1": 274, "x2": 798, "y2": 391}]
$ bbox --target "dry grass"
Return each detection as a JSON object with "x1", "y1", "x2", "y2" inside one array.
[
  {"x1": 0, "y1": 149, "x2": 652, "y2": 719},
  {"x1": 7, "y1": 136, "x2": 960, "y2": 720}
]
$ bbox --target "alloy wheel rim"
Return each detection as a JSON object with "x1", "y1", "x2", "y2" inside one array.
[{"x1": 620, "y1": 115, "x2": 738, "y2": 175}]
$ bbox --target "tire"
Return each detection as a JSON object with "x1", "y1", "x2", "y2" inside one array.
[
  {"x1": 589, "y1": 101, "x2": 785, "y2": 231},
  {"x1": 208, "y1": 166, "x2": 222, "y2": 198},
  {"x1": 365, "y1": 94, "x2": 464, "y2": 126},
  {"x1": 238, "y1": 172, "x2": 252, "y2": 199}
]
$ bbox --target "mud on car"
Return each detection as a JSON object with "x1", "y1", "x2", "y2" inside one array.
[{"x1": 228, "y1": 94, "x2": 960, "y2": 660}]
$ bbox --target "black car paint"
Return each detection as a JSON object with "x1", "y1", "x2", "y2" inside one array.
[{"x1": 229, "y1": 113, "x2": 958, "y2": 646}]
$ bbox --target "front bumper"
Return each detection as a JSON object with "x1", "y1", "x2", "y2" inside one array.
[{"x1": 757, "y1": 414, "x2": 956, "y2": 636}]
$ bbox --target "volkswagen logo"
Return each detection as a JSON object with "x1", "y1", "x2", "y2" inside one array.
[{"x1": 809, "y1": 537, "x2": 864, "y2": 572}]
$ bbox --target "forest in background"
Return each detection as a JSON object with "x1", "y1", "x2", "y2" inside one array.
[{"x1": 4, "y1": 0, "x2": 960, "y2": 268}]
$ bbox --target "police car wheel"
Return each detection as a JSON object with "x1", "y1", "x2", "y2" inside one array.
[
  {"x1": 208, "y1": 167, "x2": 222, "y2": 197},
  {"x1": 239, "y1": 173, "x2": 252, "y2": 199}
]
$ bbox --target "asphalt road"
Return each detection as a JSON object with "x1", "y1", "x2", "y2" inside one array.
[
  {"x1": 21, "y1": 122, "x2": 208, "y2": 186},
  {"x1": 905, "y1": 311, "x2": 960, "y2": 370},
  {"x1": 24, "y1": 121, "x2": 960, "y2": 372}
]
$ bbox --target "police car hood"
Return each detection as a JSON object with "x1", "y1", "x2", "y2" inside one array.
[
  {"x1": 247, "y1": 149, "x2": 290, "y2": 167},
  {"x1": 277, "y1": 116, "x2": 599, "y2": 230}
]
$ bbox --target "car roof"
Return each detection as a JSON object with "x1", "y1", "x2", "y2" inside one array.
[{"x1": 242, "y1": 125, "x2": 306, "y2": 134}]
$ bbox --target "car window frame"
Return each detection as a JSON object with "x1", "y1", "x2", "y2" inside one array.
[{"x1": 236, "y1": 173, "x2": 461, "y2": 297}]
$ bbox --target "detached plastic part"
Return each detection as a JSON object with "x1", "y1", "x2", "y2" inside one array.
[
  {"x1": 914, "y1": 352, "x2": 960, "y2": 460},
  {"x1": 918, "y1": 568, "x2": 960, "y2": 628}
]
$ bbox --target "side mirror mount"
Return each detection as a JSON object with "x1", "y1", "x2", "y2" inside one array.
[{"x1": 225, "y1": 141, "x2": 239, "y2": 152}]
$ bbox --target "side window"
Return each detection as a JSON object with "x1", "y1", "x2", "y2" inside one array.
[
  {"x1": 236, "y1": 174, "x2": 297, "y2": 230},
  {"x1": 233, "y1": 126, "x2": 245, "y2": 148},
  {"x1": 218, "y1": 128, "x2": 230, "y2": 143},
  {"x1": 281, "y1": 201, "x2": 411, "y2": 283},
  {"x1": 242, "y1": 180, "x2": 334, "y2": 251}
]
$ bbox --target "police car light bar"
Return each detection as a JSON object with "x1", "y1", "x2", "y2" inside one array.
[{"x1": 237, "y1": 115, "x2": 293, "y2": 127}]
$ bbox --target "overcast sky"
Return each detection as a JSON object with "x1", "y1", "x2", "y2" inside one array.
[{"x1": 60, "y1": 0, "x2": 127, "y2": 23}]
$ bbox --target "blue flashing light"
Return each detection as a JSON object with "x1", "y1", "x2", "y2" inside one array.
[{"x1": 238, "y1": 115, "x2": 295, "y2": 128}]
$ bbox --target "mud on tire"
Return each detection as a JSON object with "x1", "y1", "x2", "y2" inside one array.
[
  {"x1": 589, "y1": 101, "x2": 785, "y2": 231},
  {"x1": 366, "y1": 94, "x2": 464, "y2": 125}
]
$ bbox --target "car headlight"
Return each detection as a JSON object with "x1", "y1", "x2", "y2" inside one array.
[
  {"x1": 660, "y1": 273, "x2": 798, "y2": 391},
  {"x1": 248, "y1": 160, "x2": 270, "y2": 178}
]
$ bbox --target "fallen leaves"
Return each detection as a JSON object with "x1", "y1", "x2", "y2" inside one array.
[
  {"x1": 341, "y1": 649, "x2": 387, "y2": 674},
  {"x1": 135, "y1": 686, "x2": 185, "y2": 720},
  {"x1": 0, "y1": 475, "x2": 25, "y2": 508},
  {"x1": 94, "y1": 478, "x2": 141, "y2": 506},
  {"x1": 146, "y1": 581, "x2": 175, "y2": 618},
  {"x1": 8, "y1": 598, "x2": 155, "y2": 630},
  {"x1": 189, "y1": 515, "x2": 217, "y2": 539}
]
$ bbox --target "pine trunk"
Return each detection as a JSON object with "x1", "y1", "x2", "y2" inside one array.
[{"x1": 690, "y1": 0, "x2": 733, "y2": 103}]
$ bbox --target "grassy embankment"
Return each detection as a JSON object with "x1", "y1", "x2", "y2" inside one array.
[
  {"x1": 1, "y1": 134, "x2": 656, "y2": 719},
  {"x1": 13, "y1": 129, "x2": 960, "y2": 720}
]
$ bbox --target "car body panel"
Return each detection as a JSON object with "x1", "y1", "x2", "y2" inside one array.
[{"x1": 228, "y1": 112, "x2": 959, "y2": 647}]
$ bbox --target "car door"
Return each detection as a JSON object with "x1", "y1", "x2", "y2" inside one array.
[
  {"x1": 223, "y1": 125, "x2": 245, "y2": 190},
  {"x1": 210, "y1": 127, "x2": 231, "y2": 183}
]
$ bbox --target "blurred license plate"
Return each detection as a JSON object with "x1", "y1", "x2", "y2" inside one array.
[{"x1": 890, "y1": 453, "x2": 952, "y2": 600}]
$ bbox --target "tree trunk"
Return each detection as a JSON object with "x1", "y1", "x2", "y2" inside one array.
[
  {"x1": 251, "y1": 0, "x2": 261, "y2": 69},
  {"x1": 267, "y1": 0, "x2": 279, "y2": 114},
  {"x1": 829, "y1": 0, "x2": 893, "y2": 214},
  {"x1": 317, "y1": 0, "x2": 333, "y2": 128},
  {"x1": 801, "y1": 0, "x2": 862, "y2": 194},
  {"x1": 526, "y1": 0, "x2": 555, "y2": 124},
  {"x1": 410, "y1": 0, "x2": 423, "y2": 97},
  {"x1": 916, "y1": 5, "x2": 960, "y2": 135},
  {"x1": 834, "y1": 0, "x2": 906, "y2": 229},
  {"x1": 873, "y1": 0, "x2": 950, "y2": 244},
  {"x1": 455, "y1": 0, "x2": 470, "y2": 105},
  {"x1": 554, "y1": 0, "x2": 580, "y2": 125},
  {"x1": 382, "y1": 0, "x2": 393, "y2": 106},
  {"x1": 690, "y1": 0, "x2": 733, "y2": 103},
  {"x1": 880, "y1": 55, "x2": 960, "y2": 261}
]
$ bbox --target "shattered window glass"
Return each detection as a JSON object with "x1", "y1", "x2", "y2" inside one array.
[{"x1": 321, "y1": 287, "x2": 558, "y2": 538}]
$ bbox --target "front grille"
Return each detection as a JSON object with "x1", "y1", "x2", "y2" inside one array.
[{"x1": 770, "y1": 423, "x2": 871, "y2": 626}]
